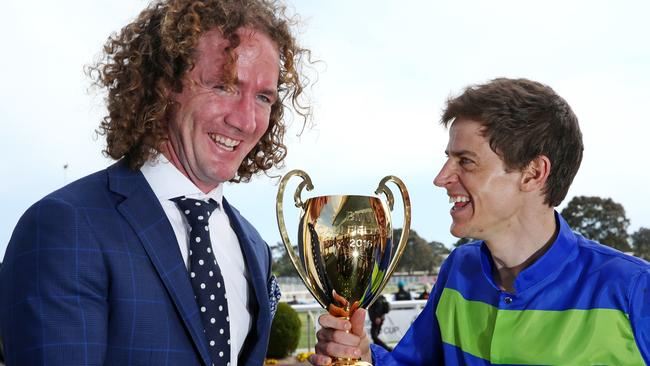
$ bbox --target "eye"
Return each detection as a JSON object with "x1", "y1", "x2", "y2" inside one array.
[
  {"x1": 257, "y1": 94, "x2": 272, "y2": 104},
  {"x1": 459, "y1": 157, "x2": 474, "y2": 166},
  {"x1": 257, "y1": 92, "x2": 277, "y2": 106}
]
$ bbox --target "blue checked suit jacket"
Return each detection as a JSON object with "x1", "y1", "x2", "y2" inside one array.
[{"x1": 0, "y1": 160, "x2": 275, "y2": 365}]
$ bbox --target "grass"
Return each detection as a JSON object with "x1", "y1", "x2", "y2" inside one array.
[{"x1": 296, "y1": 311, "x2": 320, "y2": 351}]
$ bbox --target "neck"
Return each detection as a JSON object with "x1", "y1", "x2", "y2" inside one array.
[
  {"x1": 485, "y1": 207, "x2": 557, "y2": 293},
  {"x1": 159, "y1": 143, "x2": 219, "y2": 194}
]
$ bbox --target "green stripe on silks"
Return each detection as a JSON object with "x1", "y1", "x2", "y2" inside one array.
[{"x1": 435, "y1": 288, "x2": 645, "y2": 365}]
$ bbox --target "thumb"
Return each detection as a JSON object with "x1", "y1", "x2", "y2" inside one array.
[{"x1": 350, "y1": 308, "x2": 367, "y2": 337}]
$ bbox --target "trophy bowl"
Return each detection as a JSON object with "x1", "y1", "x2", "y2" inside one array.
[{"x1": 276, "y1": 170, "x2": 411, "y2": 366}]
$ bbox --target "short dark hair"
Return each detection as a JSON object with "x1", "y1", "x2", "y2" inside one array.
[
  {"x1": 442, "y1": 78, "x2": 583, "y2": 207},
  {"x1": 89, "y1": 0, "x2": 311, "y2": 182}
]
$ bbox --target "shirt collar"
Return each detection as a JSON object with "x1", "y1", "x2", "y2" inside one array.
[
  {"x1": 480, "y1": 211, "x2": 578, "y2": 293},
  {"x1": 140, "y1": 156, "x2": 224, "y2": 206}
]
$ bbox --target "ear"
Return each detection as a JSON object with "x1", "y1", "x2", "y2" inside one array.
[{"x1": 520, "y1": 155, "x2": 551, "y2": 192}]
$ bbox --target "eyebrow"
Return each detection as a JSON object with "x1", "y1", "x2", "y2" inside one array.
[{"x1": 445, "y1": 149, "x2": 479, "y2": 158}]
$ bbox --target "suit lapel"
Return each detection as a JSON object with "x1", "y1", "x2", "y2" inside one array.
[
  {"x1": 107, "y1": 162, "x2": 212, "y2": 366},
  {"x1": 222, "y1": 199, "x2": 271, "y2": 365}
]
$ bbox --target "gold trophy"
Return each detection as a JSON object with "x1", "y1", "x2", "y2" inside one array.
[{"x1": 276, "y1": 170, "x2": 411, "y2": 366}]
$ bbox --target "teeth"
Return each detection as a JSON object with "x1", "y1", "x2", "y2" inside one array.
[
  {"x1": 209, "y1": 133, "x2": 240, "y2": 150},
  {"x1": 449, "y1": 196, "x2": 470, "y2": 204}
]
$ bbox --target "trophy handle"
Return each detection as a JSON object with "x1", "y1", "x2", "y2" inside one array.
[
  {"x1": 276, "y1": 170, "x2": 328, "y2": 308},
  {"x1": 373, "y1": 175, "x2": 412, "y2": 303}
]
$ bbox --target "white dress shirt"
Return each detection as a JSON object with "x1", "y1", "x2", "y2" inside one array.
[{"x1": 141, "y1": 158, "x2": 251, "y2": 366}]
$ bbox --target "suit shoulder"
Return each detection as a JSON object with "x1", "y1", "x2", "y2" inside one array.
[
  {"x1": 50, "y1": 169, "x2": 110, "y2": 203},
  {"x1": 7, "y1": 167, "x2": 116, "y2": 252},
  {"x1": 15, "y1": 168, "x2": 108, "y2": 224},
  {"x1": 5, "y1": 184, "x2": 98, "y2": 268}
]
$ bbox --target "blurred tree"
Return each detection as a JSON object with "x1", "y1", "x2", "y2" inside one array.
[
  {"x1": 429, "y1": 240, "x2": 451, "y2": 268},
  {"x1": 561, "y1": 196, "x2": 631, "y2": 252},
  {"x1": 271, "y1": 243, "x2": 299, "y2": 277},
  {"x1": 266, "y1": 302, "x2": 301, "y2": 358},
  {"x1": 394, "y1": 229, "x2": 450, "y2": 274},
  {"x1": 631, "y1": 227, "x2": 650, "y2": 261}
]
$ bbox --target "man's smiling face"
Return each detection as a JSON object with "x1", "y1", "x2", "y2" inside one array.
[
  {"x1": 163, "y1": 27, "x2": 279, "y2": 193},
  {"x1": 434, "y1": 118, "x2": 525, "y2": 240}
]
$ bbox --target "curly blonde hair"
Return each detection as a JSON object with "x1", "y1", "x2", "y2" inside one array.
[{"x1": 89, "y1": 0, "x2": 311, "y2": 182}]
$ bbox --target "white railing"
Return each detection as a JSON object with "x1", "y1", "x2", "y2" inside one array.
[{"x1": 290, "y1": 300, "x2": 428, "y2": 351}]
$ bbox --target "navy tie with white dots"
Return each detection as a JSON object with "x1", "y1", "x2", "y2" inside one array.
[{"x1": 171, "y1": 196, "x2": 231, "y2": 366}]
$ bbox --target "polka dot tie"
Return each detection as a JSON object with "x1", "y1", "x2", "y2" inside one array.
[{"x1": 171, "y1": 196, "x2": 231, "y2": 366}]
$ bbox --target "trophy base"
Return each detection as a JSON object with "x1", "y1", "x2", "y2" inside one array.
[{"x1": 332, "y1": 358, "x2": 372, "y2": 366}]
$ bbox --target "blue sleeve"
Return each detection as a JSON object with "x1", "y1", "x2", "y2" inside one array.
[
  {"x1": 0, "y1": 198, "x2": 108, "y2": 365},
  {"x1": 629, "y1": 267, "x2": 650, "y2": 364},
  {"x1": 370, "y1": 250, "x2": 458, "y2": 365}
]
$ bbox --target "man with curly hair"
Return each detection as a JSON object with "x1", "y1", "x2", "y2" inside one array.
[{"x1": 0, "y1": 0, "x2": 311, "y2": 365}]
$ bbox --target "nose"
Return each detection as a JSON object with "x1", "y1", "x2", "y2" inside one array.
[
  {"x1": 225, "y1": 93, "x2": 256, "y2": 134},
  {"x1": 433, "y1": 159, "x2": 456, "y2": 188}
]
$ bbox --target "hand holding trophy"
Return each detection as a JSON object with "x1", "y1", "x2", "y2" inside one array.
[{"x1": 276, "y1": 170, "x2": 411, "y2": 366}]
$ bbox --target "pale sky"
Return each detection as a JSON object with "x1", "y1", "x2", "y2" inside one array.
[{"x1": 2, "y1": 0, "x2": 649, "y2": 259}]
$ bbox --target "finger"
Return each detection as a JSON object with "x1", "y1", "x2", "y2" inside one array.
[
  {"x1": 332, "y1": 289, "x2": 349, "y2": 307},
  {"x1": 308, "y1": 353, "x2": 332, "y2": 366},
  {"x1": 350, "y1": 308, "x2": 367, "y2": 337},
  {"x1": 351, "y1": 309, "x2": 371, "y2": 361},
  {"x1": 327, "y1": 304, "x2": 347, "y2": 318},
  {"x1": 315, "y1": 338, "x2": 362, "y2": 360},
  {"x1": 319, "y1": 313, "x2": 351, "y2": 331},
  {"x1": 350, "y1": 300, "x2": 360, "y2": 313},
  {"x1": 317, "y1": 328, "x2": 363, "y2": 346}
]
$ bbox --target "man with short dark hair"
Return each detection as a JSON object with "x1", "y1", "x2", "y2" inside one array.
[
  {"x1": 0, "y1": 1, "x2": 311, "y2": 365},
  {"x1": 309, "y1": 78, "x2": 650, "y2": 365}
]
